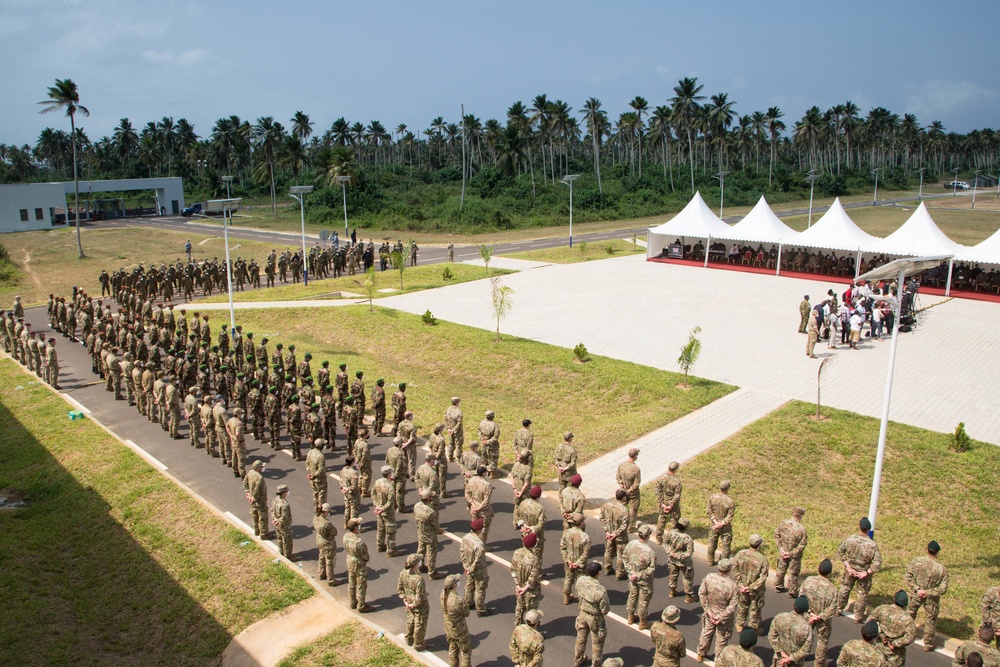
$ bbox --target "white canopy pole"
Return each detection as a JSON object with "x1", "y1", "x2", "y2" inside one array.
[
  {"x1": 945, "y1": 258, "x2": 955, "y2": 297},
  {"x1": 776, "y1": 243, "x2": 783, "y2": 276},
  {"x1": 704, "y1": 236, "x2": 710, "y2": 268},
  {"x1": 854, "y1": 249, "x2": 862, "y2": 280}
]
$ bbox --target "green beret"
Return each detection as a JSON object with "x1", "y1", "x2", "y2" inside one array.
[{"x1": 339, "y1": 363, "x2": 346, "y2": 370}]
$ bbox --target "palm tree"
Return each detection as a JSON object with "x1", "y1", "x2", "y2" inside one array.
[
  {"x1": 629, "y1": 96, "x2": 649, "y2": 176},
  {"x1": 648, "y1": 105, "x2": 675, "y2": 190},
  {"x1": 490, "y1": 277, "x2": 514, "y2": 344},
  {"x1": 38, "y1": 78, "x2": 89, "y2": 258},
  {"x1": 291, "y1": 111, "x2": 313, "y2": 142},
  {"x1": 670, "y1": 77, "x2": 705, "y2": 193},
  {"x1": 580, "y1": 97, "x2": 607, "y2": 194},
  {"x1": 112, "y1": 118, "x2": 139, "y2": 167},
  {"x1": 707, "y1": 93, "x2": 736, "y2": 170},
  {"x1": 325, "y1": 146, "x2": 357, "y2": 186},
  {"x1": 252, "y1": 116, "x2": 285, "y2": 216},
  {"x1": 765, "y1": 106, "x2": 785, "y2": 185}
]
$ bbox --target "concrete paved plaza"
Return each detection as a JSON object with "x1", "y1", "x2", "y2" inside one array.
[{"x1": 381, "y1": 253, "x2": 1000, "y2": 446}]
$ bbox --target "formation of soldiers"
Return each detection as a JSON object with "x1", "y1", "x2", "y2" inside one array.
[
  {"x1": 11, "y1": 279, "x2": 1000, "y2": 667},
  {"x1": 2, "y1": 295, "x2": 60, "y2": 389}
]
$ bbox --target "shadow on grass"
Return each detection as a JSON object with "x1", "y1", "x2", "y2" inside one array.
[{"x1": 0, "y1": 400, "x2": 233, "y2": 666}]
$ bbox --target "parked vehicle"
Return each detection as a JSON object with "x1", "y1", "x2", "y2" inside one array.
[
  {"x1": 182, "y1": 202, "x2": 204, "y2": 216},
  {"x1": 946, "y1": 181, "x2": 970, "y2": 190}
]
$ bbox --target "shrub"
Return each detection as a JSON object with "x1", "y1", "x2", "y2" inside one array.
[
  {"x1": 573, "y1": 342, "x2": 590, "y2": 362},
  {"x1": 605, "y1": 243, "x2": 618, "y2": 255},
  {"x1": 951, "y1": 422, "x2": 972, "y2": 452},
  {"x1": 421, "y1": 310, "x2": 437, "y2": 326},
  {"x1": 441, "y1": 267, "x2": 453, "y2": 281}
]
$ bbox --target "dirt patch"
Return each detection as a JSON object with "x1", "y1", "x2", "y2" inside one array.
[
  {"x1": 0, "y1": 487, "x2": 29, "y2": 509},
  {"x1": 21, "y1": 249, "x2": 42, "y2": 290}
]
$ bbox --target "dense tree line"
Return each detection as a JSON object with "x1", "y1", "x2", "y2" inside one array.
[{"x1": 5, "y1": 77, "x2": 997, "y2": 232}]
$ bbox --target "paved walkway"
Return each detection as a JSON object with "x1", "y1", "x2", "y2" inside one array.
[{"x1": 578, "y1": 387, "x2": 788, "y2": 500}]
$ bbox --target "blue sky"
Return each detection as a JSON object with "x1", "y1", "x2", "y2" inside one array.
[{"x1": 3, "y1": 0, "x2": 998, "y2": 147}]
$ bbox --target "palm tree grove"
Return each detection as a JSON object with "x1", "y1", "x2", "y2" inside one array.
[{"x1": 6, "y1": 76, "x2": 997, "y2": 234}]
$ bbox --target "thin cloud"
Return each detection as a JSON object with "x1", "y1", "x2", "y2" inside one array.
[{"x1": 142, "y1": 48, "x2": 212, "y2": 67}]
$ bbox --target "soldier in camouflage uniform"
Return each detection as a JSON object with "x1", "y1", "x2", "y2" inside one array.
[
  {"x1": 372, "y1": 465, "x2": 400, "y2": 555},
  {"x1": 398, "y1": 554, "x2": 429, "y2": 651},
  {"x1": 415, "y1": 490, "x2": 442, "y2": 578},
  {"x1": 733, "y1": 534, "x2": 769, "y2": 635},
  {"x1": 561, "y1": 512, "x2": 591, "y2": 605},
  {"x1": 574, "y1": 561, "x2": 611, "y2": 667},
  {"x1": 561, "y1": 473, "x2": 586, "y2": 531},
  {"x1": 461, "y1": 440, "x2": 484, "y2": 511},
  {"x1": 869, "y1": 591, "x2": 916, "y2": 667},
  {"x1": 905, "y1": 540, "x2": 949, "y2": 650},
  {"x1": 554, "y1": 431, "x2": 578, "y2": 490},
  {"x1": 416, "y1": 451, "x2": 442, "y2": 512},
  {"x1": 984, "y1": 586, "x2": 1000, "y2": 648},
  {"x1": 717, "y1": 628, "x2": 765, "y2": 667},
  {"x1": 697, "y1": 559, "x2": 739, "y2": 662},
  {"x1": 616, "y1": 448, "x2": 641, "y2": 533},
  {"x1": 655, "y1": 461, "x2": 682, "y2": 543},
  {"x1": 467, "y1": 466, "x2": 494, "y2": 545},
  {"x1": 390, "y1": 380, "x2": 406, "y2": 435},
  {"x1": 213, "y1": 396, "x2": 231, "y2": 464},
  {"x1": 387, "y1": 436, "x2": 408, "y2": 513},
  {"x1": 600, "y1": 489, "x2": 629, "y2": 579},
  {"x1": 314, "y1": 502, "x2": 339, "y2": 586},
  {"x1": 306, "y1": 438, "x2": 328, "y2": 515},
  {"x1": 623, "y1": 524, "x2": 656, "y2": 630},
  {"x1": 707, "y1": 480, "x2": 736, "y2": 565},
  {"x1": 185, "y1": 389, "x2": 203, "y2": 448},
  {"x1": 445, "y1": 396, "x2": 464, "y2": 461},
  {"x1": 265, "y1": 387, "x2": 281, "y2": 449},
  {"x1": 321, "y1": 383, "x2": 337, "y2": 443},
  {"x1": 514, "y1": 418, "x2": 534, "y2": 463},
  {"x1": 248, "y1": 381, "x2": 264, "y2": 441},
  {"x1": 511, "y1": 448, "x2": 533, "y2": 523},
  {"x1": 512, "y1": 533, "x2": 542, "y2": 625},
  {"x1": 344, "y1": 518, "x2": 372, "y2": 612},
  {"x1": 650, "y1": 605, "x2": 687, "y2": 667},
  {"x1": 270, "y1": 484, "x2": 294, "y2": 560},
  {"x1": 350, "y1": 370, "x2": 365, "y2": 417},
  {"x1": 341, "y1": 396, "x2": 359, "y2": 455},
  {"x1": 838, "y1": 621, "x2": 888, "y2": 667},
  {"x1": 769, "y1": 597, "x2": 814, "y2": 667},
  {"x1": 510, "y1": 609, "x2": 544, "y2": 667},
  {"x1": 516, "y1": 485, "x2": 546, "y2": 564},
  {"x1": 397, "y1": 409, "x2": 417, "y2": 479},
  {"x1": 370, "y1": 378, "x2": 386, "y2": 437},
  {"x1": 355, "y1": 427, "x2": 372, "y2": 496},
  {"x1": 461, "y1": 519, "x2": 490, "y2": 616},
  {"x1": 665, "y1": 517, "x2": 697, "y2": 602},
  {"x1": 953, "y1": 627, "x2": 1000, "y2": 667},
  {"x1": 837, "y1": 517, "x2": 883, "y2": 621},
  {"x1": 442, "y1": 574, "x2": 472, "y2": 667},
  {"x1": 791, "y1": 540, "x2": 832, "y2": 625},
  {"x1": 226, "y1": 407, "x2": 247, "y2": 477},
  {"x1": 478, "y1": 409, "x2": 501, "y2": 477},
  {"x1": 340, "y1": 456, "x2": 361, "y2": 529},
  {"x1": 201, "y1": 392, "x2": 218, "y2": 456},
  {"x1": 243, "y1": 460, "x2": 269, "y2": 538},
  {"x1": 428, "y1": 423, "x2": 449, "y2": 497},
  {"x1": 286, "y1": 394, "x2": 304, "y2": 460},
  {"x1": 775, "y1": 507, "x2": 809, "y2": 596}
]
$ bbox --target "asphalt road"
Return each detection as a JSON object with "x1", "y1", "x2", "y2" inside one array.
[{"x1": 20, "y1": 301, "x2": 958, "y2": 667}]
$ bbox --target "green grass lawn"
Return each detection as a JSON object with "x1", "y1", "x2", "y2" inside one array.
[
  {"x1": 278, "y1": 623, "x2": 418, "y2": 667},
  {"x1": 637, "y1": 400, "x2": 999, "y2": 639},
  {"x1": 233, "y1": 305, "x2": 735, "y2": 473},
  {"x1": 503, "y1": 238, "x2": 644, "y2": 264},
  {"x1": 0, "y1": 359, "x2": 314, "y2": 665},
  {"x1": 195, "y1": 263, "x2": 512, "y2": 304},
  {"x1": 0, "y1": 226, "x2": 281, "y2": 307}
]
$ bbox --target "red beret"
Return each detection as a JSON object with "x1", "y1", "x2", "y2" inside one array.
[{"x1": 470, "y1": 519, "x2": 484, "y2": 532}]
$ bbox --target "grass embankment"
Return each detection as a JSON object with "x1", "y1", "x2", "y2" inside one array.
[
  {"x1": 0, "y1": 226, "x2": 282, "y2": 306},
  {"x1": 234, "y1": 306, "x2": 735, "y2": 473},
  {"x1": 781, "y1": 204, "x2": 1000, "y2": 245},
  {"x1": 278, "y1": 623, "x2": 418, "y2": 667},
  {"x1": 638, "y1": 400, "x2": 999, "y2": 640},
  {"x1": 0, "y1": 359, "x2": 314, "y2": 665},
  {"x1": 504, "y1": 239, "x2": 644, "y2": 264},
  {"x1": 196, "y1": 263, "x2": 512, "y2": 304}
]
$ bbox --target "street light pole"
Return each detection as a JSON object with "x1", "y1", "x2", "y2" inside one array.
[
  {"x1": 713, "y1": 170, "x2": 731, "y2": 219},
  {"x1": 560, "y1": 174, "x2": 579, "y2": 247},
  {"x1": 972, "y1": 171, "x2": 980, "y2": 209},
  {"x1": 221, "y1": 175, "x2": 233, "y2": 200},
  {"x1": 336, "y1": 175, "x2": 351, "y2": 242},
  {"x1": 211, "y1": 197, "x2": 242, "y2": 336},
  {"x1": 952, "y1": 168, "x2": 960, "y2": 197},
  {"x1": 871, "y1": 167, "x2": 880, "y2": 207},
  {"x1": 805, "y1": 169, "x2": 821, "y2": 228},
  {"x1": 289, "y1": 185, "x2": 314, "y2": 286}
]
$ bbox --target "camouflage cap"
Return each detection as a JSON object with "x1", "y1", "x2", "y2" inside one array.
[
  {"x1": 718, "y1": 558, "x2": 733, "y2": 572},
  {"x1": 571, "y1": 512, "x2": 585, "y2": 525},
  {"x1": 405, "y1": 554, "x2": 422, "y2": 569},
  {"x1": 677, "y1": 517, "x2": 690, "y2": 529},
  {"x1": 381, "y1": 465, "x2": 392, "y2": 476},
  {"x1": 563, "y1": 431, "x2": 574, "y2": 441},
  {"x1": 661, "y1": 605, "x2": 681, "y2": 624},
  {"x1": 320, "y1": 502, "x2": 332, "y2": 513},
  {"x1": 524, "y1": 609, "x2": 543, "y2": 626},
  {"x1": 276, "y1": 484, "x2": 289, "y2": 494},
  {"x1": 720, "y1": 479, "x2": 731, "y2": 491},
  {"x1": 749, "y1": 533, "x2": 763, "y2": 547},
  {"x1": 346, "y1": 518, "x2": 360, "y2": 530},
  {"x1": 602, "y1": 659, "x2": 624, "y2": 667},
  {"x1": 252, "y1": 460, "x2": 263, "y2": 470},
  {"x1": 637, "y1": 524, "x2": 652, "y2": 538},
  {"x1": 668, "y1": 460, "x2": 679, "y2": 471}
]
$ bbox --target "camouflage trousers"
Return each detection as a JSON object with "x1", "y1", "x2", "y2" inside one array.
[
  {"x1": 464, "y1": 569, "x2": 489, "y2": 613},
  {"x1": 188, "y1": 417, "x2": 202, "y2": 448},
  {"x1": 656, "y1": 508, "x2": 680, "y2": 542},
  {"x1": 231, "y1": 442, "x2": 246, "y2": 477},
  {"x1": 376, "y1": 512, "x2": 396, "y2": 551},
  {"x1": 736, "y1": 589, "x2": 765, "y2": 631},
  {"x1": 405, "y1": 603, "x2": 428, "y2": 649},
  {"x1": 217, "y1": 426, "x2": 231, "y2": 463},
  {"x1": 417, "y1": 533, "x2": 437, "y2": 574},
  {"x1": 446, "y1": 630, "x2": 472, "y2": 667},
  {"x1": 908, "y1": 594, "x2": 940, "y2": 646},
  {"x1": 627, "y1": 577, "x2": 654, "y2": 622},
  {"x1": 310, "y1": 478, "x2": 328, "y2": 515},
  {"x1": 707, "y1": 527, "x2": 732, "y2": 564},
  {"x1": 604, "y1": 536, "x2": 627, "y2": 576},
  {"x1": 837, "y1": 571, "x2": 874, "y2": 620},
  {"x1": 318, "y1": 545, "x2": 336, "y2": 582},
  {"x1": 812, "y1": 619, "x2": 832, "y2": 667},
  {"x1": 447, "y1": 430, "x2": 463, "y2": 462},
  {"x1": 697, "y1": 614, "x2": 733, "y2": 658},
  {"x1": 574, "y1": 612, "x2": 607, "y2": 666},
  {"x1": 514, "y1": 587, "x2": 540, "y2": 626},
  {"x1": 343, "y1": 496, "x2": 360, "y2": 527},
  {"x1": 564, "y1": 563, "x2": 584, "y2": 597},
  {"x1": 372, "y1": 406, "x2": 385, "y2": 437},
  {"x1": 347, "y1": 564, "x2": 367, "y2": 608},
  {"x1": 668, "y1": 559, "x2": 695, "y2": 596},
  {"x1": 393, "y1": 479, "x2": 407, "y2": 512},
  {"x1": 275, "y1": 526, "x2": 293, "y2": 559},
  {"x1": 250, "y1": 503, "x2": 267, "y2": 537},
  {"x1": 775, "y1": 555, "x2": 803, "y2": 594}
]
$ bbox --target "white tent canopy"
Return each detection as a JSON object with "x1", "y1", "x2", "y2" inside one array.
[
  {"x1": 788, "y1": 197, "x2": 879, "y2": 252},
  {"x1": 956, "y1": 224, "x2": 1000, "y2": 265},
  {"x1": 718, "y1": 195, "x2": 797, "y2": 244},
  {"x1": 864, "y1": 202, "x2": 968, "y2": 256},
  {"x1": 647, "y1": 191, "x2": 733, "y2": 258}
]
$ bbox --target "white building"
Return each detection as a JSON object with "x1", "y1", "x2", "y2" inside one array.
[{"x1": 0, "y1": 177, "x2": 185, "y2": 233}]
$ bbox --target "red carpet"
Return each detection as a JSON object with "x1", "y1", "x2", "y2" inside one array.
[{"x1": 647, "y1": 257, "x2": 1000, "y2": 304}]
